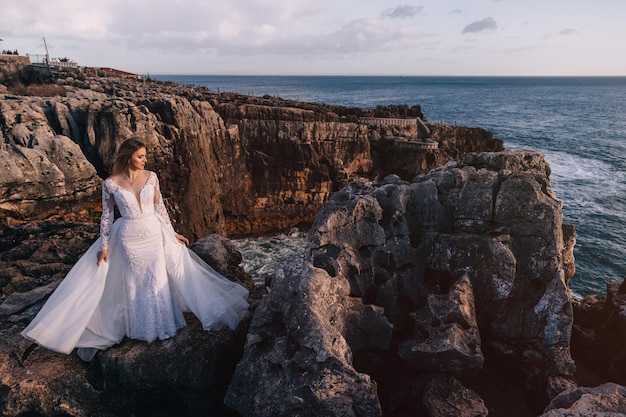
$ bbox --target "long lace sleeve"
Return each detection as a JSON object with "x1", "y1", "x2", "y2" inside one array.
[
  {"x1": 154, "y1": 175, "x2": 177, "y2": 234},
  {"x1": 100, "y1": 180, "x2": 115, "y2": 251}
]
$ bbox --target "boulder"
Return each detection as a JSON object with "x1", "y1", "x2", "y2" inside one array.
[
  {"x1": 225, "y1": 259, "x2": 389, "y2": 417},
  {"x1": 399, "y1": 274, "x2": 483, "y2": 376},
  {"x1": 0, "y1": 133, "x2": 101, "y2": 227},
  {"x1": 572, "y1": 279, "x2": 626, "y2": 385},
  {"x1": 306, "y1": 150, "x2": 577, "y2": 410},
  {"x1": 1, "y1": 315, "x2": 249, "y2": 417},
  {"x1": 419, "y1": 373, "x2": 488, "y2": 417},
  {"x1": 539, "y1": 383, "x2": 626, "y2": 417},
  {"x1": 190, "y1": 233, "x2": 254, "y2": 290}
]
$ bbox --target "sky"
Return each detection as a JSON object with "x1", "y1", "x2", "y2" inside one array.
[{"x1": 1, "y1": 0, "x2": 625, "y2": 76}]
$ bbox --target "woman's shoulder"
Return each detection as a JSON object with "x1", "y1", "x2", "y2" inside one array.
[
  {"x1": 103, "y1": 175, "x2": 120, "y2": 189},
  {"x1": 146, "y1": 170, "x2": 157, "y2": 181}
]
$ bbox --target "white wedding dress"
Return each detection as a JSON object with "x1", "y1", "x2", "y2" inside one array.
[{"x1": 22, "y1": 171, "x2": 249, "y2": 360}]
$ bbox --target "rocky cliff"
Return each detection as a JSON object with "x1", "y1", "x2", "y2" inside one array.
[
  {"x1": 3, "y1": 68, "x2": 625, "y2": 417},
  {"x1": 0, "y1": 73, "x2": 503, "y2": 240},
  {"x1": 226, "y1": 150, "x2": 581, "y2": 416}
]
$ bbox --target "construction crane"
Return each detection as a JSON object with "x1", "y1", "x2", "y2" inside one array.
[{"x1": 43, "y1": 37, "x2": 50, "y2": 65}]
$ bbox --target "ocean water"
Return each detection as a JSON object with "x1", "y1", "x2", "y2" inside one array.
[{"x1": 155, "y1": 75, "x2": 626, "y2": 297}]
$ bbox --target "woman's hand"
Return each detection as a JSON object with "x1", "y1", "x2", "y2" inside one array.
[
  {"x1": 175, "y1": 233, "x2": 189, "y2": 246},
  {"x1": 97, "y1": 249, "x2": 108, "y2": 266}
]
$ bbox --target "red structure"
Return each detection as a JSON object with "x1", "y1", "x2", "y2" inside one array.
[{"x1": 93, "y1": 67, "x2": 142, "y2": 79}]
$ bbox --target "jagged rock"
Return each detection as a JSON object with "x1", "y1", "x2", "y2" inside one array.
[
  {"x1": 399, "y1": 274, "x2": 483, "y2": 376},
  {"x1": 1, "y1": 75, "x2": 504, "y2": 240},
  {"x1": 0, "y1": 221, "x2": 99, "y2": 299},
  {"x1": 572, "y1": 279, "x2": 626, "y2": 385},
  {"x1": 0, "y1": 134, "x2": 101, "y2": 227},
  {"x1": 306, "y1": 150, "x2": 576, "y2": 411},
  {"x1": 95, "y1": 314, "x2": 251, "y2": 411},
  {"x1": 419, "y1": 373, "x2": 488, "y2": 417},
  {"x1": 539, "y1": 383, "x2": 626, "y2": 417},
  {"x1": 1, "y1": 315, "x2": 250, "y2": 417},
  {"x1": 190, "y1": 233, "x2": 254, "y2": 290},
  {"x1": 0, "y1": 229, "x2": 254, "y2": 417},
  {"x1": 0, "y1": 279, "x2": 60, "y2": 316},
  {"x1": 0, "y1": 328, "x2": 112, "y2": 417},
  {"x1": 225, "y1": 259, "x2": 388, "y2": 417},
  {"x1": 369, "y1": 124, "x2": 503, "y2": 181}
]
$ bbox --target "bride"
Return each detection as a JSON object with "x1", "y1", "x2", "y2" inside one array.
[{"x1": 22, "y1": 138, "x2": 249, "y2": 360}]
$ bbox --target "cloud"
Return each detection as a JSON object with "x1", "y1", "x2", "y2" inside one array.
[
  {"x1": 381, "y1": 5, "x2": 423, "y2": 19},
  {"x1": 449, "y1": 9, "x2": 463, "y2": 15},
  {"x1": 462, "y1": 17, "x2": 498, "y2": 34},
  {"x1": 559, "y1": 28, "x2": 578, "y2": 35}
]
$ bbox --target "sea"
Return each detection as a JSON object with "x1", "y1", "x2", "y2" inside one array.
[{"x1": 154, "y1": 75, "x2": 626, "y2": 298}]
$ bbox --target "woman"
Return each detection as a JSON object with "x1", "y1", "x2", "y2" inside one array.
[{"x1": 22, "y1": 138, "x2": 249, "y2": 360}]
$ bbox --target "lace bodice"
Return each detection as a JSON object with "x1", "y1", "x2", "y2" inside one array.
[{"x1": 100, "y1": 171, "x2": 175, "y2": 250}]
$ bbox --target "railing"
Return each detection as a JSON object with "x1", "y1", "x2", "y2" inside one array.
[
  {"x1": 393, "y1": 140, "x2": 438, "y2": 150},
  {"x1": 359, "y1": 117, "x2": 417, "y2": 127},
  {"x1": 360, "y1": 117, "x2": 438, "y2": 149}
]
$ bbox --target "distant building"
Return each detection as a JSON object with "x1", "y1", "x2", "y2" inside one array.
[
  {"x1": 91, "y1": 67, "x2": 142, "y2": 79},
  {"x1": 44, "y1": 57, "x2": 78, "y2": 69}
]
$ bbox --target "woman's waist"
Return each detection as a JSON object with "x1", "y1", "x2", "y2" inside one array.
[{"x1": 119, "y1": 212, "x2": 159, "y2": 222}]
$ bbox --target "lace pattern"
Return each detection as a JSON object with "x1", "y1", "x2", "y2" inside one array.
[
  {"x1": 100, "y1": 171, "x2": 186, "y2": 342},
  {"x1": 22, "y1": 170, "x2": 249, "y2": 356},
  {"x1": 100, "y1": 181, "x2": 115, "y2": 251},
  {"x1": 101, "y1": 172, "x2": 176, "y2": 251}
]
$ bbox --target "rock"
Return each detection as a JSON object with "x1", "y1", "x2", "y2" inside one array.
[
  {"x1": 0, "y1": 279, "x2": 60, "y2": 316},
  {"x1": 399, "y1": 274, "x2": 483, "y2": 376},
  {"x1": 1, "y1": 314, "x2": 250, "y2": 417},
  {"x1": 95, "y1": 314, "x2": 250, "y2": 412},
  {"x1": 419, "y1": 373, "x2": 488, "y2": 417},
  {"x1": 190, "y1": 233, "x2": 254, "y2": 290},
  {"x1": 1, "y1": 75, "x2": 504, "y2": 239},
  {"x1": 370, "y1": 125, "x2": 503, "y2": 181},
  {"x1": 539, "y1": 383, "x2": 626, "y2": 417},
  {"x1": 0, "y1": 134, "x2": 101, "y2": 227},
  {"x1": 572, "y1": 279, "x2": 626, "y2": 385},
  {"x1": 562, "y1": 223, "x2": 577, "y2": 284},
  {"x1": 306, "y1": 150, "x2": 576, "y2": 411},
  {"x1": 0, "y1": 221, "x2": 99, "y2": 300},
  {"x1": 225, "y1": 259, "x2": 387, "y2": 417}
]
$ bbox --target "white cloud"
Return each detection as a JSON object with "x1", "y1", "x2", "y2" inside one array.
[
  {"x1": 462, "y1": 17, "x2": 498, "y2": 34},
  {"x1": 381, "y1": 5, "x2": 423, "y2": 19},
  {"x1": 0, "y1": 0, "x2": 624, "y2": 75}
]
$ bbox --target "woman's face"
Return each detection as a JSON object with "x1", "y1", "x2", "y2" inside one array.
[{"x1": 129, "y1": 147, "x2": 147, "y2": 170}]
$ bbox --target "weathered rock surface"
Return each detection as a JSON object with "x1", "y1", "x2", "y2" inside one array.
[
  {"x1": 190, "y1": 234, "x2": 254, "y2": 290},
  {"x1": 539, "y1": 383, "x2": 626, "y2": 417},
  {"x1": 0, "y1": 221, "x2": 100, "y2": 297},
  {"x1": 0, "y1": 133, "x2": 102, "y2": 227},
  {"x1": 225, "y1": 259, "x2": 388, "y2": 417},
  {"x1": 398, "y1": 274, "x2": 483, "y2": 376},
  {"x1": 419, "y1": 373, "x2": 488, "y2": 417},
  {"x1": 4, "y1": 65, "x2": 624, "y2": 416},
  {"x1": 298, "y1": 150, "x2": 577, "y2": 413},
  {"x1": 571, "y1": 279, "x2": 626, "y2": 386},
  {"x1": 1, "y1": 73, "x2": 503, "y2": 240},
  {"x1": 0, "y1": 229, "x2": 253, "y2": 417}
]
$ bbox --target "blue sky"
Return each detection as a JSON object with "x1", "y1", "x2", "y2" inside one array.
[{"x1": 1, "y1": 0, "x2": 624, "y2": 76}]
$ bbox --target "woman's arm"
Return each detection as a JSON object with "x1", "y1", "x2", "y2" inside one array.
[
  {"x1": 98, "y1": 180, "x2": 115, "y2": 265},
  {"x1": 154, "y1": 174, "x2": 189, "y2": 245}
]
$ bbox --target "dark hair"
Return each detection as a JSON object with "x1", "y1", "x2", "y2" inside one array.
[{"x1": 112, "y1": 138, "x2": 147, "y2": 175}]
